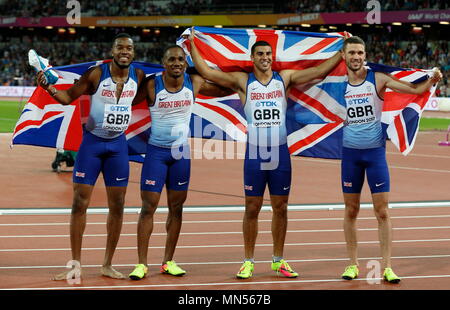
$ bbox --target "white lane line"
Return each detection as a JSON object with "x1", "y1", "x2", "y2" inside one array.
[
  {"x1": 1, "y1": 201, "x2": 450, "y2": 215},
  {"x1": 2, "y1": 238, "x2": 450, "y2": 252},
  {"x1": 4, "y1": 274, "x2": 450, "y2": 290},
  {"x1": 2, "y1": 226, "x2": 450, "y2": 239},
  {"x1": 386, "y1": 151, "x2": 450, "y2": 159},
  {"x1": 2, "y1": 214, "x2": 450, "y2": 227},
  {"x1": 292, "y1": 156, "x2": 450, "y2": 173},
  {"x1": 1, "y1": 254, "x2": 450, "y2": 270}
]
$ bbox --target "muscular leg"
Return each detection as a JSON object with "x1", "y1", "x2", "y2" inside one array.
[
  {"x1": 270, "y1": 195, "x2": 289, "y2": 258},
  {"x1": 136, "y1": 190, "x2": 161, "y2": 266},
  {"x1": 372, "y1": 192, "x2": 392, "y2": 269},
  {"x1": 163, "y1": 189, "x2": 187, "y2": 263},
  {"x1": 343, "y1": 193, "x2": 361, "y2": 266},
  {"x1": 53, "y1": 183, "x2": 94, "y2": 280},
  {"x1": 101, "y1": 186, "x2": 127, "y2": 279},
  {"x1": 243, "y1": 195, "x2": 264, "y2": 259}
]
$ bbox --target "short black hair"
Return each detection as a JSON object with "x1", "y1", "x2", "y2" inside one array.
[
  {"x1": 114, "y1": 33, "x2": 132, "y2": 41},
  {"x1": 251, "y1": 41, "x2": 272, "y2": 55},
  {"x1": 113, "y1": 33, "x2": 133, "y2": 47},
  {"x1": 162, "y1": 45, "x2": 185, "y2": 60},
  {"x1": 343, "y1": 36, "x2": 365, "y2": 51}
]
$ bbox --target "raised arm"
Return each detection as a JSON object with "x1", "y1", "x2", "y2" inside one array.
[
  {"x1": 280, "y1": 51, "x2": 342, "y2": 86},
  {"x1": 377, "y1": 69, "x2": 442, "y2": 96},
  {"x1": 189, "y1": 30, "x2": 245, "y2": 93},
  {"x1": 37, "y1": 67, "x2": 99, "y2": 105}
]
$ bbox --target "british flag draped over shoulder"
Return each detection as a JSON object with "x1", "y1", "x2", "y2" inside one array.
[
  {"x1": 11, "y1": 60, "x2": 162, "y2": 158},
  {"x1": 12, "y1": 27, "x2": 437, "y2": 159}
]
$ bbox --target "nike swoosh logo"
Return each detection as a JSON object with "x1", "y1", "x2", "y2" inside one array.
[
  {"x1": 375, "y1": 182, "x2": 385, "y2": 187},
  {"x1": 283, "y1": 186, "x2": 290, "y2": 190},
  {"x1": 103, "y1": 84, "x2": 111, "y2": 87},
  {"x1": 159, "y1": 96, "x2": 168, "y2": 101},
  {"x1": 116, "y1": 177, "x2": 127, "y2": 181},
  {"x1": 178, "y1": 181, "x2": 188, "y2": 186}
]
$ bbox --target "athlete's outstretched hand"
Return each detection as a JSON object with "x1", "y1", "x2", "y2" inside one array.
[{"x1": 36, "y1": 71, "x2": 49, "y2": 90}]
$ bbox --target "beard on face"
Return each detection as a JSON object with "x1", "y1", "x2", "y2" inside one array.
[
  {"x1": 346, "y1": 59, "x2": 363, "y2": 72},
  {"x1": 113, "y1": 57, "x2": 131, "y2": 69}
]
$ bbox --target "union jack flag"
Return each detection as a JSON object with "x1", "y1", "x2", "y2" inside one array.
[
  {"x1": 12, "y1": 28, "x2": 436, "y2": 160},
  {"x1": 12, "y1": 60, "x2": 163, "y2": 158},
  {"x1": 178, "y1": 27, "x2": 437, "y2": 157}
]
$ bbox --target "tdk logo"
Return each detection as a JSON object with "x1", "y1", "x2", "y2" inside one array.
[{"x1": 109, "y1": 106, "x2": 129, "y2": 112}]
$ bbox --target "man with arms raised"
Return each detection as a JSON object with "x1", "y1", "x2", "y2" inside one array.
[
  {"x1": 339, "y1": 36, "x2": 442, "y2": 283},
  {"x1": 190, "y1": 30, "x2": 344, "y2": 279}
]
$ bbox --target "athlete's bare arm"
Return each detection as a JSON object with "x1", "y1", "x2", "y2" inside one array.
[
  {"x1": 36, "y1": 67, "x2": 100, "y2": 105},
  {"x1": 190, "y1": 74, "x2": 234, "y2": 97},
  {"x1": 280, "y1": 52, "x2": 342, "y2": 87},
  {"x1": 376, "y1": 69, "x2": 442, "y2": 97}
]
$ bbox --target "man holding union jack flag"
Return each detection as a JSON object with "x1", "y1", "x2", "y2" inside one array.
[
  {"x1": 190, "y1": 29, "x2": 346, "y2": 279},
  {"x1": 35, "y1": 33, "x2": 146, "y2": 281},
  {"x1": 339, "y1": 36, "x2": 442, "y2": 284}
]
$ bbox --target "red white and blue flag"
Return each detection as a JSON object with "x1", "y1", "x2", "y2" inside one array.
[
  {"x1": 179, "y1": 27, "x2": 436, "y2": 157},
  {"x1": 12, "y1": 60, "x2": 163, "y2": 158},
  {"x1": 12, "y1": 27, "x2": 436, "y2": 159}
]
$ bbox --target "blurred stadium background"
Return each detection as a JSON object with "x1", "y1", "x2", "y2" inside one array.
[{"x1": 0, "y1": 0, "x2": 449, "y2": 132}]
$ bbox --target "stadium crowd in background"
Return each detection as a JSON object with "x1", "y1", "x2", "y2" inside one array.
[
  {"x1": 281, "y1": 0, "x2": 448, "y2": 13},
  {"x1": 1, "y1": 29, "x2": 448, "y2": 95},
  {"x1": 0, "y1": 0, "x2": 448, "y2": 17}
]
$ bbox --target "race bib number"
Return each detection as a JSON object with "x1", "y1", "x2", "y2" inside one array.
[
  {"x1": 253, "y1": 101, "x2": 282, "y2": 128},
  {"x1": 345, "y1": 96, "x2": 376, "y2": 126},
  {"x1": 102, "y1": 104, "x2": 131, "y2": 131}
]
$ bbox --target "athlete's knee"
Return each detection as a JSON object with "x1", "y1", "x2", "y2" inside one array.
[
  {"x1": 140, "y1": 198, "x2": 157, "y2": 218},
  {"x1": 245, "y1": 199, "x2": 263, "y2": 219},
  {"x1": 271, "y1": 199, "x2": 288, "y2": 217},
  {"x1": 168, "y1": 202, "x2": 183, "y2": 219},
  {"x1": 140, "y1": 201, "x2": 157, "y2": 218},
  {"x1": 374, "y1": 206, "x2": 389, "y2": 222},
  {"x1": 71, "y1": 191, "x2": 91, "y2": 215},
  {"x1": 345, "y1": 202, "x2": 360, "y2": 220},
  {"x1": 109, "y1": 194, "x2": 126, "y2": 211}
]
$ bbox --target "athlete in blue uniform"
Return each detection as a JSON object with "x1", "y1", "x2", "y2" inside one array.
[
  {"x1": 190, "y1": 30, "x2": 344, "y2": 279},
  {"x1": 128, "y1": 45, "x2": 232, "y2": 280},
  {"x1": 339, "y1": 36, "x2": 442, "y2": 283},
  {"x1": 37, "y1": 33, "x2": 145, "y2": 280}
]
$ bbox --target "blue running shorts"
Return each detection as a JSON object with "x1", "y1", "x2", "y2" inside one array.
[
  {"x1": 244, "y1": 143, "x2": 292, "y2": 196},
  {"x1": 341, "y1": 146, "x2": 390, "y2": 194},
  {"x1": 140, "y1": 144, "x2": 191, "y2": 193},
  {"x1": 73, "y1": 130, "x2": 129, "y2": 187}
]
